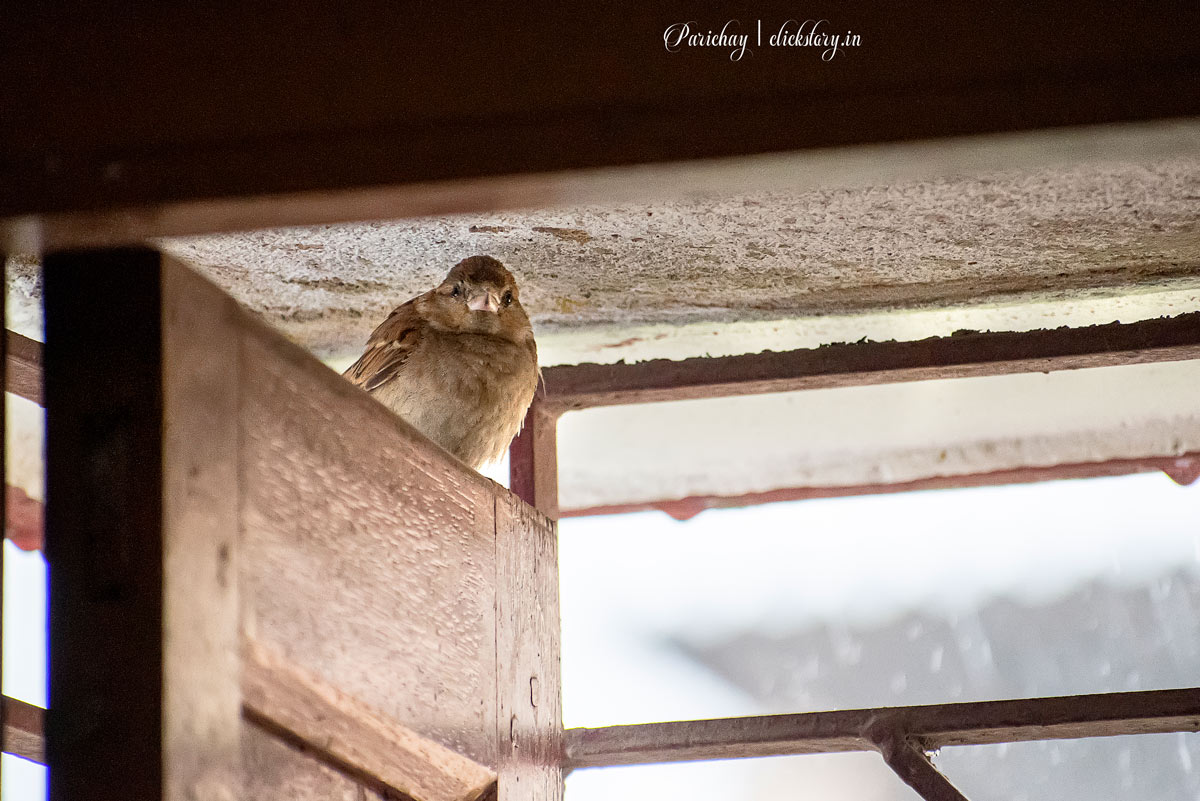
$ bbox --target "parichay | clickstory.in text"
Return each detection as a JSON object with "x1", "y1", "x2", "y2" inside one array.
[{"x1": 663, "y1": 19, "x2": 861, "y2": 62}]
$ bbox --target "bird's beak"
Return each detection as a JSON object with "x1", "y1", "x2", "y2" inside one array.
[{"x1": 467, "y1": 290, "x2": 500, "y2": 313}]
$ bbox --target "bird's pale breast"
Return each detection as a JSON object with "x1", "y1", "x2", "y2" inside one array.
[{"x1": 373, "y1": 327, "x2": 538, "y2": 468}]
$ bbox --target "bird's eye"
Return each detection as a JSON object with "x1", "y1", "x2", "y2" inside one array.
[
  {"x1": 502, "y1": 290, "x2": 513, "y2": 306},
  {"x1": 450, "y1": 285, "x2": 461, "y2": 298}
]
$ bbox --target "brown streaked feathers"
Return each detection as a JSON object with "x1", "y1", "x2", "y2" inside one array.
[{"x1": 344, "y1": 255, "x2": 539, "y2": 469}]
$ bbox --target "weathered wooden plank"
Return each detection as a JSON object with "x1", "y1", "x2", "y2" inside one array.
[
  {"x1": 243, "y1": 721, "x2": 390, "y2": 801},
  {"x1": 495, "y1": 494, "x2": 563, "y2": 801},
  {"x1": 44, "y1": 250, "x2": 243, "y2": 800},
  {"x1": 565, "y1": 687, "x2": 1200, "y2": 768},
  {"x1": 3, "y1": 2, "x2": 1199, "y2": 229},
  {"x1": 2, "y1": 695, "x2": 44, "y2": 764},
  {"x1": 161, "y1": 258, "x2": 243, "y2": 801},
  {"x1": 243, "y1": 640, "x2": 496, "y2": 801},
  {"x1": 238, "y1": 299, "x2": 501, "y2": 767},
  {"x1": 508, "y1": 401, "x2": 560, "y2": 519},
  {"x1": 541, "y1": 313, "x2": 1200, "y2": 412},
  {"x1": 6, "y1": 330, "x2": 42, "y2": 405}
]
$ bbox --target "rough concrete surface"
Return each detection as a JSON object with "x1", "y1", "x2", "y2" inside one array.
[{"x1": 147, "y1": 158, "x2": 1200, "y2": 365}]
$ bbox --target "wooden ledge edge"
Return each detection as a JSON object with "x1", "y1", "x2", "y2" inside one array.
[
  {"x1": 2, "y1": 695, "x2": 45, "y2": 764},
  {"x1": 6, "y1": 329, "x2": 42, "y2": 405},
  {"x1": 243, "y1": 640, "x2": 496, "y2": 801}
]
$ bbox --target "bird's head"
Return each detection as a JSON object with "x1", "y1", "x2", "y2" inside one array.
[{"x1": 421, "y1": 255, "x2": 532, "y2": 342}]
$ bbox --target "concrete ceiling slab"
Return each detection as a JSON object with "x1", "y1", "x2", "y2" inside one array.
[{"x1": 139, "y1": 158, "x2": 1200, "y2": 366}]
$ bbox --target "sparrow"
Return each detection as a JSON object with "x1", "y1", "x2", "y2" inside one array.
[{"x1": 344, "y1": 255, "x2": 539, "y2": 469}]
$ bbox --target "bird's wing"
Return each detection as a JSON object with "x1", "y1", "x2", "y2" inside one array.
[{"x1": 342, "y1": 296, "x2": 424, "y2": 392}]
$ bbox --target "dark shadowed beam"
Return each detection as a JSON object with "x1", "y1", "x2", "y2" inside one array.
[
  {"x1": 565, "y1": 687, "x2": 1200, "y2": 768},
  {"x1": 45, "y1": 249, "x2": 166, "y2": 800},
  {"x1": 562, "y1": 451, "x2": 1200, "y2": 520},
  {"x1": 540, "y1": 312, "x2": 1200, "y2": 412},
  {"x1": 2, "y1": 2, "x2": 1199, "y2": 244}
]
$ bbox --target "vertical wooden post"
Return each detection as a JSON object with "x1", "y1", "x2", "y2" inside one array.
[
  {"x1": 45, "y1": 249, "x2": 241, "y2": 801},
  {"x1": 509, "y1": 401, "x2": 560, "y2": 520},
  {"x1": 495, "y1": 494, "x2": 563, "y2": 801},
  {"x1": 161, "y1": 262, "x2": 242, "y2": 801}
]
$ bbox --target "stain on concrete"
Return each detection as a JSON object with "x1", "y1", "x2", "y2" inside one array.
[{"x1": 532, "y1": 226, "x2": 593, "y2": 243}]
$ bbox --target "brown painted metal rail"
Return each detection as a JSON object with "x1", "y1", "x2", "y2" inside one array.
[
  {"x1": 537, "y1": 312, "x2": 1200, "y2": 413},
  {"x1": 565, "y1": 688, "x2": 1200, "y2": 800},
  {"x1": 566, "y1": 688, "x2": 1200, "y2": 767}
]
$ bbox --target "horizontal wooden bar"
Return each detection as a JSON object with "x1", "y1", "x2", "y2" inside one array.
[
  {"x1": 243, "y1": 640, "x2": 496, "y2": 801},
  {"x1": 6, "y1": 330, "x2": 41, "y2": 405},
  {"x1": 542, "y1": 312, "x2": 1200, "y2": 412},
  {"x1": 562, "y1": 451, "x2": 1200, "y2": 520},
  {"x1": 565, "y1": 687, "x2": 1200, "y2": 768},
  {"x1": 2, "y1": 695, "x2": 45, "y2": 764}
]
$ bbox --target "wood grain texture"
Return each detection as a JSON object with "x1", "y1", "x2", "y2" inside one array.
[
  {"x1": 566, "y1": 687, "x2": 1200, "y2": 768},
  {"x1": 162, "y1": 258, "x2": 243, "y2": 801},
  {"x1": 541, "y1": 312, "x2": 1200, "y2": 412},
  {"x1": 508, "y1": 401, "x2": 560, "y2": 520},
  {"x1": 238, "y1": 306, "x2": 502, "y2": 766},
  {"x1": 2, "y1": 696, "x2": 44, "y2": 764},
  {"x1": 243, "y1": 640, "x2": 495, "y2": 801},
  {"x1": 6, "y1": 330, "x2": 41, "y2": 405},
  {"x1": 495, "y1": 494, "x2": 563, "y2": 801},
  {"x1": 243, "y1": 721, "x2": 390, "y2": 801}
]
